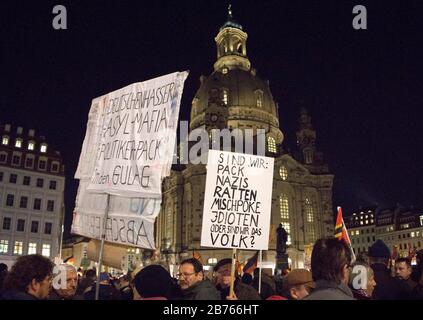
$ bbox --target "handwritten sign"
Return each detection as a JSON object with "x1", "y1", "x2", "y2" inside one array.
[
  {"x1": 201, "y1": 150, "x2": 274, "y2": 250},
  {"x1": 85, "y1": 71, "x2": 188, "y2": 197}
]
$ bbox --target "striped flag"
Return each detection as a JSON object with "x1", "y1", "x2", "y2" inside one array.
[
  {"x1": 335, "y1": 206, "x2": 356, "y2": 262},
  {"x1": 242, "y1": 251, "x2": 259, "y2": 274}
]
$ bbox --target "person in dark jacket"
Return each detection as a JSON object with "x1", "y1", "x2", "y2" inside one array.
[
  {"x1": 1, "y1": 254, "x2": 54, "y2": 300},
  {"x1": 395, "y1": 257, "x2": 417, "y2": 297},
  {"x1": 213, "y1": 258, "x2": 261, "y2": 300},
  {"x1": 76, "y1": 269, "x2": 96, "y2": 298},
  {"x1": 368, "y1": 240, "x2": 409, "y2": 300},
  {"x1": 178, "y1": 258, "x2": 220, "y2": 300},
  {"x1": 252, "y1": 268, "x2": 276, "y2": 300},
  {"x1": 83, "y1": 272, "x2": 121, "y2": 300},
  {"x1": 118, "y1": 274, "x2": 134, "y2": 300},
  {"x1": 304, "y1": 238, "x2": 355, "y2": 300}
]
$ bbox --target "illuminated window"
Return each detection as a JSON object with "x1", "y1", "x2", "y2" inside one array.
[
  {"x1": 28, "y1": 243, "x2": 37, "y2": 255},
  {"x1": 40, "y1": 144, "x2": 47, "y2": 153},
  {"x1": 14, "y1": 241, "x2": 23, "y2": 255},
  {"x1": 0, "y1": 240, "x2": 8, "y2": 254},
  {"x1": 2, "y1": 136, "x2": 9, "y2": 145},
  {"x1": 208, "y1": 258, "x2": 218, "y2": 264},
  {"x1": 222, "y1": 68, "x2": 228, "y2": 74},
  {"x1": 222, "y1": 89, "x2": 229, "y2": 106},
  {"x1": 255, "y1": 90, "x2": 263, "y2": 108},
  {"x1": 411, "y1": 232, "x2": 415, "y2": 238},
  {"x1": 279, "y1": 194, "x2": 289, "y2": 220},
  {"x1": 279, "y1": 166, "x2": 288, "y2": 181},
  {"x1": 420, "y1": 215, "x2": 423, "y2": 226},
  {"x1": 42, "y1": 244, "x2": 51, "y2": 257},
  {"x1": 304, "y1": 198, "x2": 316, "y2": 243},
  {"x1": 281, "y1": 222, "x2": 292, "y2": 245},
  {"x1": 15, "y1": 139, "x2": 22, "y2": 148},
  {"x1": 267, "y1": 137, "x2": 276, "y2": 153},
  {"x1": 305, "y1": 198, "x2": 314, "y2": 223},
  {"x1": 28, "y1": 141, "x2": 35, "y2": 151}
]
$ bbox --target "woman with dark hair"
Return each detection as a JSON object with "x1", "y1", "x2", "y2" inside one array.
[
  {"x1": 1, "y1": 254, "x2": 54, "y2": 300},
  {"x1": 304, "y1": 238, "x2": 355, "y2": 300}
]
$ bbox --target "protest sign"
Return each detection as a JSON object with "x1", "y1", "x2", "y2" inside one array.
[
  {"x1": 84, "y1": 71, "x2": 188, "y2": 197},
  {"x1": 72, "y1": 71, "x2": 188, "y2": 249},
  {"x1": 201, "y1": 150, "x2": 274, "y2": 250}
]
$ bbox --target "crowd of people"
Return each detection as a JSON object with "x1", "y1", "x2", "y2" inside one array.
[{"x1": 0, "y1": 238, "x2": 422, "y2": 300}]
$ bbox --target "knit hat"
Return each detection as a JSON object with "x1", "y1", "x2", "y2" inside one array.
[
  {"x1": 368, "y1": 240, "x2": 391, "y2": 258},
  {"x1": 134, "y1": 265, "x2": 172, "y2": 298}
]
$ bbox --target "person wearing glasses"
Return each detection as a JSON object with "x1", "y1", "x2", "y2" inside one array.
[{"x1": 178, "y1": 258, "x2": 220, "y2": 300}]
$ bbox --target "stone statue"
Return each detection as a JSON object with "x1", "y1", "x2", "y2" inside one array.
[{"x1": 276, "y1": 223, "x2": 288, "y2": 255}]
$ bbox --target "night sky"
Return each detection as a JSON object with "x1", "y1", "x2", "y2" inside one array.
[{"x1": 1, "y1": 1, "x2": 422, "y2": 238}]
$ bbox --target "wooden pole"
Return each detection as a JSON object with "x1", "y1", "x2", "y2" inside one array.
[
  {"x1": 229, "y1": 248, "x2": 237, "y2": 298},
  {"x1": 95, "y1": 194, "x2": 110, "y2": 301},
  {"x1": 258, "y1": 250, "x2": 262, "y2": 294}
]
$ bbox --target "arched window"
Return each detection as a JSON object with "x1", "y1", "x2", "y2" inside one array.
[
  {"x1": 279, "y1": 194, "x2": 291, "y2": 245},
  {"x1": 222, "y1": 89, "x2": 229, "y2": 106},
  {"x1": 305, "y1": 197, "x2": 316, "y2": 243},
  {"x1": 255, "y1": 90, "x2": 263, "y2": 108},
  {"x1": 267, "y1": 136, "x2": 276, "y2": 153},
  {"x1": 279, "y1": 166, "x2": 288, "y2": 181}
]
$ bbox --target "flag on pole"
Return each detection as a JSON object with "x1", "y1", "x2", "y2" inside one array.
[
  {"x1": 335, "y1": 206, "x2": 356, "y2": 262},
  {"x1": 242, "y1": 251, "x2": 259, "y2": 274},
  {"x1": 193, "y1": 251, "x2": 203, "y2": 264}
]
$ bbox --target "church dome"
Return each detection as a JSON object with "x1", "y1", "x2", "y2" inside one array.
[{"x1": 189, "y1": 7, "x2": 283, "y2": 146}]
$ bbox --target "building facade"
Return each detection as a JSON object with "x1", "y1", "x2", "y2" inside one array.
[
  {"x1": 155, "y1": 12, "x2": 335, "y2": 270},
  {"x1": 345, "y1": 205, "x2": 423, "y2": 259},
  {"x1": 0, "y1": 124, "x2": 65, "y2": 268}
]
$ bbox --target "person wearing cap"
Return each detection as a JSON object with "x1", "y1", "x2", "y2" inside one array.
[
  {"x1": 368, "y1": 239, "x2": 408, "y2": 300},
  {"x1": 213, "y1": 258, "x2": 261, "y2": 300},
  {"x1": 303, "y1": 238, "x2": 355, "y2": 300},
  {"x1": 83, "y1": 272, "x2": 121, "y2": 300},
  {"x1": 282, "y1": 269, "x2": 315, "y2": 300}
]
